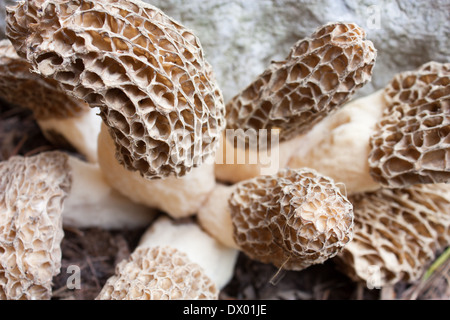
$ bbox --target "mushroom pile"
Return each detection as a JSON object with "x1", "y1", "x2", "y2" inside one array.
[{"x1": 0, "y1": 0, "x2": 448, "y2": 300}]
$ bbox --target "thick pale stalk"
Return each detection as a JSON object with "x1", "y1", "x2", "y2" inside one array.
[
  {"x1": 38, "y1": 108, "x2": 101, "y2": 163},
  {"x1": 97, "y1": 123, "x2": 216, "y2": 218},
  {"x1": 63, "y1": 156, "x2": 156, "y2": 230}
]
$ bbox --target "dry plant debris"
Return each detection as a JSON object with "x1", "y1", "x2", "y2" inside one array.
[{"x1": 0, "y1": 100, "x2": 56, "y2": 161}]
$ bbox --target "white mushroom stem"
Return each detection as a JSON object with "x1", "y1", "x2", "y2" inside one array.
[
  {"x1": 62, "y1": 155, "x2": 156, "y2": 230},
  {"x1": 97, "y1": 123, "x2": 216, "y2": 218},
  {"x1": 138, "y1": 216, "x2": 239, "y2": 290},
  {"x1": 197, "y1": 184, "x2": 239, "y2": 249},
  {"x1": 38, "y1": 107, "x2": 102, "y2": 163},
  {"x1": 287, "y1": 89, "x2": 388, "y2": 194},
  {"x1": 214, "y1": 130, "x2": 304, "y2": 184}
]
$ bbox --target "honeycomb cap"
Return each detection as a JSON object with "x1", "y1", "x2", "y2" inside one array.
[
  {"x1": 96, "y1": 246, "x2": 218, "y2": 300},
  {"x1": 229, "y1": 168, "x2": 354, "y2": 271},
  {"x1": 369, "y1": 62, "x2": 450, "y2": 187},
  {"x1": 0, "y1": 151, "x2": 71, "y2": 300},
  {"x1": 225, "y1": 22, "x2": 376, "y2": 142},
  {"x1": 6, "y1": 0, "x2": 226, "y2": 179},
  {"x1": 337, "y1": 183, "x2": 450, "y2": 286},
  {"x1": 383, "y1": 61, "x2": 449, "y2": 108},
  {"x1": 0, "y1": 39, "x2": 89, "y2": 119}
]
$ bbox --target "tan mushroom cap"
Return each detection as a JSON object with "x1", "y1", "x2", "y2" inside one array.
[
  {"x1": 225, "y1": 22, "x2": 376, "y2": 143},
  {"x1": 336, "y1": 183, "x2": 450, "y2": 287},
  {"x1": 0, "y1": 39, "x2": 89, "y2": 120},
  {"x1": 96, "y1": 246, "x2": 218, "y2": 300},
  {"x1": 369, "y1": 61, "x2": 450, "y2": 188},
  {"x1": 229, "y1": 168, "x2": 354, "y2": 271},
  {"x1": 0, "y1": 151, "x2": 71, "y2": 300},
  {"x1": 6, "y1": 0, "x2": 225, "y2": 179},
  {"x1": 138, "y1": 216, "x2": 239, "y2": 290}
]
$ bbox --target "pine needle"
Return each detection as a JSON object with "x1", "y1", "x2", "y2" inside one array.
[{"x1": 423, "y1": 247, "x2": 450, "y2": 281}]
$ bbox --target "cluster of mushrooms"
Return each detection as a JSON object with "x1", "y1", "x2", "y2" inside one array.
[{"x1": 0, "y1": 0, "x2": 448, "y2": 300}]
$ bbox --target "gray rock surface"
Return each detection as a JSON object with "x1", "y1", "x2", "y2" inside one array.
[
  {"x1": 0, "y1": 1, "x2": 14, "y2": 39},
  {"x1": 1, "y1": 0, "x2": 448, "y2": 102}
]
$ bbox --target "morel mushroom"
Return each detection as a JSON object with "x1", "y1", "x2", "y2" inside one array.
[
  {"x1": 368, "y1": 61, "x2": 449, "y2": 188},
  {"x1": 336, "y1": 183, "x2": 450, "y2": 287},
  {"x1": 0, "y1": 151, "x2": 70, "y2": 300},
  {"x1": 96, "y1": 216, "x2": 239, "y2": 300},
  {"x1": 0, "y1": 39, "x2": 100, "y2": 163},
  {"x1": 6, "y1": 0, "x2": 226, "y2": 180},
  {"x1": 137, "y1": 216, "x2": 238, "y2": 291},
  {"x1": 288, "y1": 61, "x2": 449, "y2": 193},
  {"x1": 216, "y1": 22, "x2": 376, "y2": 184},
  {"x1": 198, "y1": 168, "x2": 354, "y2": 271}
]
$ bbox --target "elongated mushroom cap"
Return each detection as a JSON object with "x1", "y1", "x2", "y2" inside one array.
[
  {"x1": 225, "y1": 22, "x2": 376, "y2": 142},
  {"x1": 369, "y1": 61, "x2": 450, "y2": 187},
  {"x1": 337, "y1": 183, "x2": 450, "y2": 287},
  {"x1": 96, "y1": 246, "x2": 218, "y2": 300},
  {"x1": 0, "y1": 151, "x2": 71, "y2": 300},
  {"x1": 138, "y1": 216, "x2": 239, "y2": 290},
  {"x1": 6, "y1": 0, "x2": 225, "y2": 179},
  {"x1": 229, "y1": 168, "x2": 354, "y2": 271}
]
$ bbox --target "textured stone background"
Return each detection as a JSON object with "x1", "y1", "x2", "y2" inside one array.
[{"x1": 1, "y1": 0, "x2": 449, "y2": 101}]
